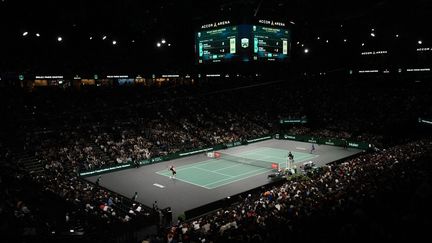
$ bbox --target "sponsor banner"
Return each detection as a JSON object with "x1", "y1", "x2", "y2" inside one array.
[
  {"x1": 80, "y1": 164, "x2": 131, "y2": 176},
  {"x1": 275, "y1": 134, "x2": 372, "y2": 150},
  {"x1": 247, "y1": 136, "x2": 272, "y2": 143},
  {"x1": 179, "y1": 147, "x2": 213, "y2": 157}
]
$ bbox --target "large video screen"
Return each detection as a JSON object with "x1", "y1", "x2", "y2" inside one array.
[
  {"x1": 252, "y1": 25, "x2": 289, "y2": 61},
  {"x1": 196, "y1": 26, "x2": 238, "y2": 64},
  {"x1": 196, "y1": 24, "x2": 290, "y2": 64}
]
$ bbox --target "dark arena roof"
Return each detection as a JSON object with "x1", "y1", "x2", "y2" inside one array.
[
  {"x1": 1, "y1": 0, "x2": 431, "y2": 73},
  {"x1": 1, "y1": 1, "x2": 432, "y2": 243}
]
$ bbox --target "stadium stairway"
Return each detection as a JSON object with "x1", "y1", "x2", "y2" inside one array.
[{"x1": 16, "y1": 152, "x2": 44, "y2": 175}]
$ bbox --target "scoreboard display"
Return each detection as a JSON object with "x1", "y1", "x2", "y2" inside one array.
[
  {"x1": 252, "y1": 25, "x2": 289, "y2": 61},
  {"x1": 196, "y1": 21, "x2": 290, "y2": 64},
  {"x1": 197, "y1": 26, "x2": 238, "y2": 63}
]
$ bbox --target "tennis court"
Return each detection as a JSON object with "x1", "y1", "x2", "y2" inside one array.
[
  {"x1": 86, "y1": 139, "x2": 362, "y2": 220},
  {"x1": 156, "y1": 147, "x2": 317, "y2": 189}
]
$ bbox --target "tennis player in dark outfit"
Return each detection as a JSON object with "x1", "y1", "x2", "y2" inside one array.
[{"x1": 169, "y1": 165, "x2": 176, "y2": 179}]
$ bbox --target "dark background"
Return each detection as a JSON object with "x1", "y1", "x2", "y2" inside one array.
[{"x1": 1, "y1": 0, "x2": 431, "y2": 75}]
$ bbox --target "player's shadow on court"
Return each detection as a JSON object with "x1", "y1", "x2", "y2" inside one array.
[{"x1": 170, "y1": 178, "x2": 178, "y2": 185}]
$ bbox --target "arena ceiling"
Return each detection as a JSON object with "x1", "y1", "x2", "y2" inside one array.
[{"x1": 0, "y1": 0, "x2": 430, "y2": 73}]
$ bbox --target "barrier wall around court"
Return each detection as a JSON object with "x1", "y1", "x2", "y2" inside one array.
[
  {"x1": 79, "y1": 134, "x2": 371, "y2": 177},
  {"x1": 79, "y1": 135, "x2": 273, "y2": 177},
  {"x1": 274, "y1": 133, "x2": 372, "y2": 150}
]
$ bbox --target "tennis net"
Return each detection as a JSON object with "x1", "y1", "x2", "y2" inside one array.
[{"x1": 214, "y1": 152, "x2": 279, "y2": 170}]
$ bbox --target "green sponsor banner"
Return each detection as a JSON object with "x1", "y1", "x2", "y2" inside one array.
[
  {"x1": 80, "y1": 135, "x2": 274, "y2": 177},
  {"x1": 179, "y1": 147, "x2": 214, "y2": 157},
  {"x1": 275, "y1": 133, "x2": 372, "y2": 150},
  {"x1": 225, "y1": 141, "x2": 242, "y2": 148},
  {"x1": 247, "y1": 135, "x2": 272, "y2": 143},
  {"x1": 418, "y1": 117, "x2": 432, "y2": 125},
  {"x1": 139, "y1": 159, "x2": 152, "y2": 165},
  {"x1": 279, "y1": 118, "x2": 308, "y2": 124},
  {"x1": 151, "y1": 157, "x2": 164, "y2": 163},
  {"x1": 80, "y1": 163, "x2": 131, "y2": 177}
]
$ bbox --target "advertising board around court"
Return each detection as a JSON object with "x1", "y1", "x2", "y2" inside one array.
[
  {"x1": 274, "y1": 133, "x2": 372, "y2": 150},
  {"x1": 78, "y1": 133, "x2": 368, "y2": 177},
  {"x1": 78, "y1": 133, "x2": 369, "y2": 177},
  {"x1": 79, "y1": 135, "x2": 273, "y2": 177}
]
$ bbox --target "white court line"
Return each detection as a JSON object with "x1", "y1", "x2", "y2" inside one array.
[
  {"x1": 213, "y1": 163, "x2": 244, "y2": 172},
  {"x1": 203, "y1": 167, "x2": 269, "y2": 187},
  {"x1": 204, "y1": 168, "x2": 271, "y2": 188},
  {"x1": 191, "y1": 166, "x2": 233, "y2": 178},
  {"x1": 217, "y1": 146, "x2": 270, "y2": 157},
  {"x1": 296, "y1": 147, "x2": 307, "y2": 150},
  {"x1": 164, "y1": 176, "x2": 212, "y2": 189},
  {"x1": 153, "y1": 183, "x2": 165, "y2": 188},
  {"x1": 156, "y1": 147, "x2": 319, "y2": 189},
  {"x1": 156, "y1": 147, "x2": 269, "y2": 174},
  {"x1": 156, "y1": 159, "x2": 232, "y2": 174}
]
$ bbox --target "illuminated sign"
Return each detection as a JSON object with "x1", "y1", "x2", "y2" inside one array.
[
  {"x1": 201, "y1": 20, "x2": 231, "y2": 29},
  {"x1": 161, "y1": 74, "x2": 180, "y2": 78},
  {"x1": 361, "y1": 50, "x2": 388, "y2": 55},
  {"x1": 35, "y1": 76, "x2": 63, "y2": 79},
  {"x1": 358, "y1": 70, "x2": 379, "y2": 73},
  {"x1": 107, "y1": 75, "x2": 128, "y2": 78},
  {"x1": 418, "y1": 118, "x2": 432, "y2": 125},
  {"x1": 417, "y1": 47, "x2": 432, "y2": 52},
  {"x1": 406, "y1": 68, "x2": 430, "y2": 72},
  {"x1": 258, "y1": 19, "x2": 286, "y2": 27}
]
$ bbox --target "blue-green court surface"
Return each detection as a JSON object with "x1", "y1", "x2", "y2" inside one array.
[{"x1": 156, "y1": 147, "x2": 317, "y2": 189}]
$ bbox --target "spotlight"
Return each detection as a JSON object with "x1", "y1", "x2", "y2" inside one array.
[
  {"x1": 102, "y1": 35, "x2": 107, "y2": 40},
  {"x1": 57, "y1": 36, "x2": 62, "y2": 42},
  {"x1": 22, "y1": 31, "x2": 28, "y2": 36},
  {"x1": 112, "y1": 40, "x2": 117, "y2": 45},
  {"x1": 370, "y1": 32, "x2": 375, "y2": 37},
  {"x1": 161, "y1": 39, "x2": 166, "y2": 44},
  {"x1": 418, "y1": 40, "x2": 422, "y2": 45},
  {"x1": 304, "y1": 48, "x2": 309, "y2": 53},
  {"x1": 156, "y1": 42, "x2": 161, "y2": 47},
  {"x1": 35, "y1": 33, "x2": 40, "y2": 37}
]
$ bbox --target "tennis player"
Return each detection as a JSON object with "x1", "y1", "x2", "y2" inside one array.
[
  {"x1": 310, "y1": 144, "x2": 315, "y2": 154},
  {"x1": 169, "y1": 165, "x2": 177, "y2": 179},
  {"x1": 288, "y1": 151, "x2": 294, "y2": 162}
]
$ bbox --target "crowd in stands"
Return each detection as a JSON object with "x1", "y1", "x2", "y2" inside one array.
[
  {"x1": 0, "y1": 76, "x2": 431, "y2": 242},
  {"x1": 0, "y1": 146, "x2": 157, "y2": 242},
  {"x1": 157, "y1": 139, "x2": 432, "y2": 242}
]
